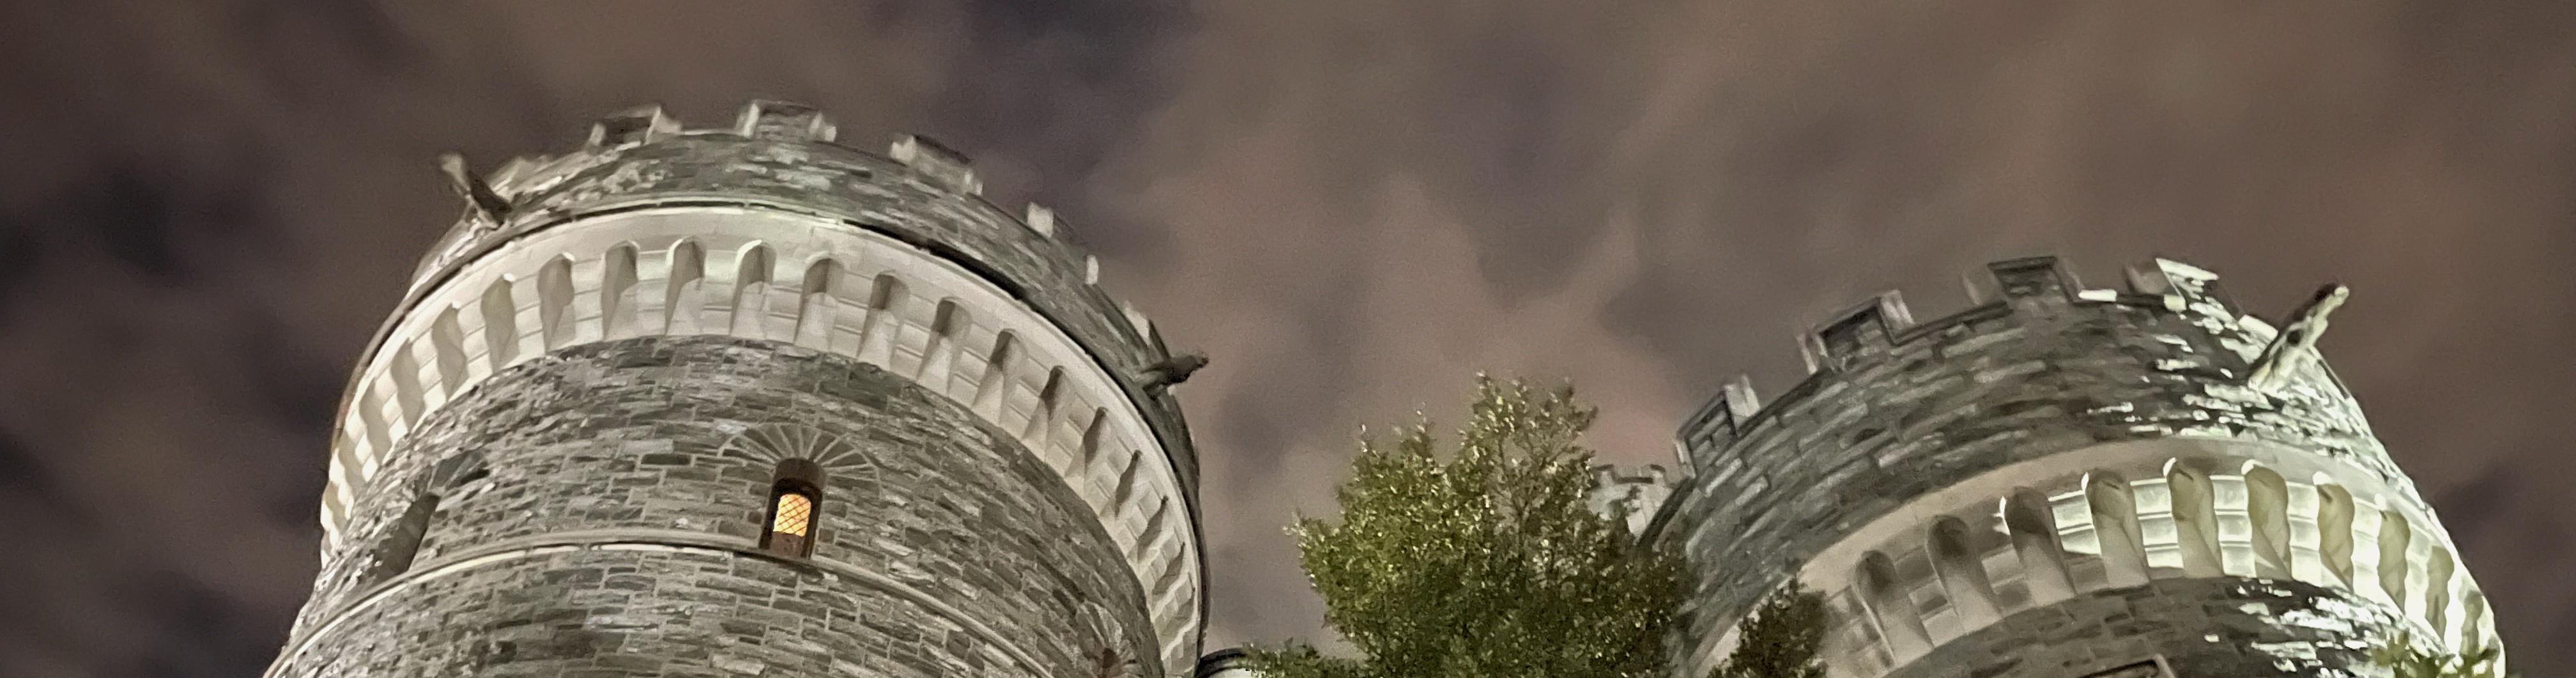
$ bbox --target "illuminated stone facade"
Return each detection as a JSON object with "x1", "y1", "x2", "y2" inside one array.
[
  {"x1": 265, "y1": 101, "x2": 1204, "y2": 677},
  {"x1": 1631, "y1": 258, "x2": 2497, "y2": 677}
]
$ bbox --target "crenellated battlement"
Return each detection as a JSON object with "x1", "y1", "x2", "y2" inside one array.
[
  {"x1": 416, "y1": 103, "x2": 1158, "y2": 371},
  {"x1": 1675, "y1": 256, "x2": 2360, "y2": 475},
  {"x1": 430, "y1": 102, "x2": 1107, "y2": 286}
]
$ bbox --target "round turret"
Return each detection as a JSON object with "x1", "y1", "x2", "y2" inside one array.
[
  {"x1": 1653, "y1": 257, "x2": 2494, "y2": 678},
  {"x1": 268, "y1": 101, "x2": 1205, "y2": 677}
]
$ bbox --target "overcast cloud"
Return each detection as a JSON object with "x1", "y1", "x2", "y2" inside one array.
[{"x1": 1, "y1": 2, "x2": 2570, "y2": 676}]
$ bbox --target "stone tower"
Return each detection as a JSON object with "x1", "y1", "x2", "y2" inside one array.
[
  {"x1": 263, "y1": 101, "x2": 1204, "y2": 677},
  {"x1": 1647, "y1": 257, "x2": 2497, "y2": 677}
]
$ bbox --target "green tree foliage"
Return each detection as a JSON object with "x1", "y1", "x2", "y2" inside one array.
[
  {"x1": 2372, "y1": 633, "x2": 2508, "y2": 678},
  {"x1": 1245, "y1": 376, "x2": 1686, "y2": 678},
  {"x1": 1708, "y1": 583, "x2": 1828, "y2": 678}
]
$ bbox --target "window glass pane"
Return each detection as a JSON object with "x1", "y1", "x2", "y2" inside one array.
[{"x1": 773, "y1": 492, "x2": 813, "y2": 537}]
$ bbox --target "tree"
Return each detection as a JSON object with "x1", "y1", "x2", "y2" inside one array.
[
  {"x1": 1245, "y1": 376, "x2": 1687, "y2": 678},
  {"x1": 2371, "y1": 632, "x2": 2508, "y2": 678},
  {"x1": 1708, "y1": 583, "x2": 1827, "y2": 678}
]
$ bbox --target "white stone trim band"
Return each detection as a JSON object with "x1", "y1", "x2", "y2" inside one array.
[{"x1": 1689, "y1": 437, "x2": 2488, "y2": 678}]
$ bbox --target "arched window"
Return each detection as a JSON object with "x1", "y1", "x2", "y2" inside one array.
[{"x1": 760, "y1": 458, "x2": 826, "y2": 559}]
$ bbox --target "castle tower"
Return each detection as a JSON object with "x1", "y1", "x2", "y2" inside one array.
[
  {"x1": 1650, "y1": 257, "x2": 2496, "y2": 677},
  {"x1": 263, "y1": 101, "x2": 1205, "y2": 677}
]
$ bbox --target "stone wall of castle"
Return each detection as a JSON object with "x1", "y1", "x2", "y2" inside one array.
[
  {"x1": 271, "y1": 337, "x2": 1157, "y2": 677},
  {"x1": 1644, "y1": 258, "x2": 2493, "y2": 677},
  {"x1": 273, "y1": 101, "x2": 1206, "y2": 677}
]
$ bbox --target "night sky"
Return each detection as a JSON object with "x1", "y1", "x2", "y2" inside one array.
[{"x1": 2, "y1": 2, "x2": 2572, "y2": 676}]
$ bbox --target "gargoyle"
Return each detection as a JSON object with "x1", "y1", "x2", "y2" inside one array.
[
  {"x1": 1137, "y1": 353, "x2": 1209, "y2": 394},
  {"x1": 2246, "y1": 283, "x2": 2349, "y2": 392},
  {"x1": 438, "y1": 151, "x2": 515, "y2": 221}
]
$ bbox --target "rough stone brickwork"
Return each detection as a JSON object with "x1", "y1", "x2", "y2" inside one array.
[
  {"x1": 1640, "y1": 257, "x2": 2497, "y2": 677},
  {"x1": 273, "y1": 101, "x2": 1204, "y2": 677},
  {"x1": 272, "y1": 336, "x2": 1158, "y2": 678}
]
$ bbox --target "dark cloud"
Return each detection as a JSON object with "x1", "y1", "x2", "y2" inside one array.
[
  {"x1": 0, "y1": 224, "x2": 38, "y2": 326},
  {"x1": 1, "y1": 1, "x2": 2570, "y2": 676},
  {"x1": 0, "y1": 426, "x2": 59, "y2": 498}
]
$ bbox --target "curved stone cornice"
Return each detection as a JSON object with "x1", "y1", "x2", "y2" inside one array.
[{"x1": 1756, "y1": 440, "x2": 2491, "y2": 677}]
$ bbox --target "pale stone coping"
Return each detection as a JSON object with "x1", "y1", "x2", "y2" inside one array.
[
  {"x1": 321, "y1": 206, "x2": 1199, "y2": 672},
  {"x1": 263, "y1": 528, "x2": 1056, "y2": 678},
  {"x1": 1681, "y1": 436, "x2": 2490, "y2": 678}
]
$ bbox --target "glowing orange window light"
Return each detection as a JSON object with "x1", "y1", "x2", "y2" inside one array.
[{"x1": 772, "y1": 491, "x2": 813, "y2": 537}]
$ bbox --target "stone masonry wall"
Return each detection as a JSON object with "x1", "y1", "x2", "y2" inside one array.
[
  {"x1": 1650, "y1": 258, "x2": 2472, "y2": 675},
  {"x1": 1881, "y1": 578, "x2": 2410, "y2": 678},
  {"x1": 271, "y1": 335, "x2": 1156, "y2": 678}
]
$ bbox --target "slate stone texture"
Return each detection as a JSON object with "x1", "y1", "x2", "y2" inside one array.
[
  {"x1": 1649, "y1": 258, "x2": 2472, "y2": 677},
  {"x1": 268, "y1": 336, "x2": 1158, "y2": 678}
]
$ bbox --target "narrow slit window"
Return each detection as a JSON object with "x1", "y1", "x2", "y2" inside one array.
[
  {"x1": 760, "y1": 459, "x2": 825, "y2": 559},
  {"x1": 360, "y1": 492, "x2": 441, "y2": 588}
]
